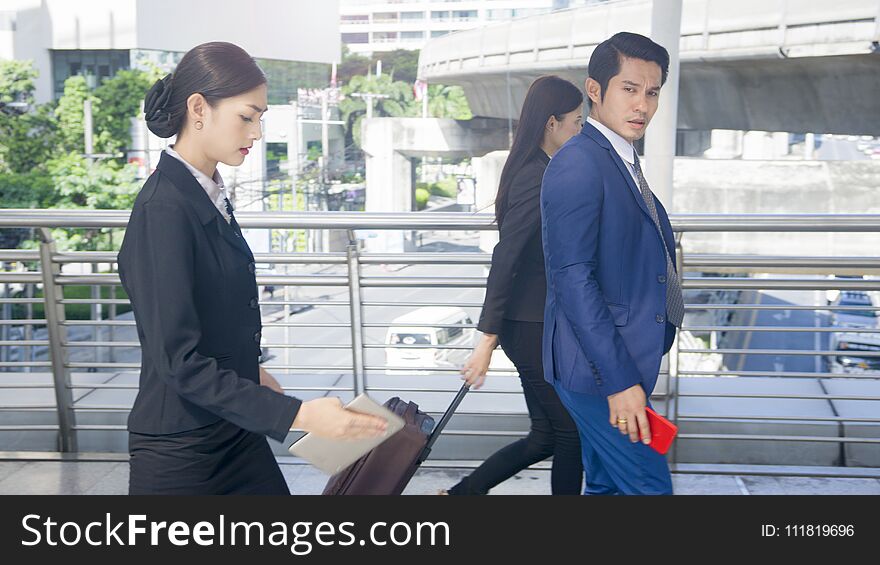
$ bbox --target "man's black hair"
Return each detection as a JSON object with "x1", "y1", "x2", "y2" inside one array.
[{"x1": 587, "y1": 32, "x2": 669, "y2": 106}]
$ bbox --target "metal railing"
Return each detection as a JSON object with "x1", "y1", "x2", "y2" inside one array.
[{"x1": 1, "y1": 210, "x2": 879, "y2": 473}]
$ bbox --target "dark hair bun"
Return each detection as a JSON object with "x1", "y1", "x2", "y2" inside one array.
[
  {"x1": 141, "y1": 42, "x2": 266, "y2": 139},
  {"x1": 144, "y1": 74, "x2": 178, "y2": 138}
]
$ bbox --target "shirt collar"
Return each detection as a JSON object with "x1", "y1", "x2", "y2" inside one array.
[
  {"x1": 586, "y1": 116, "x2": 635, "y2": 167},
  {"x1": 164, "y1": 146, "x2": 226, "y2": 205}
]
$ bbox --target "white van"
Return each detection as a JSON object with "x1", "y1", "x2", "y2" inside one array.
[
  {"x1": 384, "y1": 307, "x2": 476, "y2": 375},
  {"x1": 828, "y1": 291, "x2": 880, "y2": 374}
]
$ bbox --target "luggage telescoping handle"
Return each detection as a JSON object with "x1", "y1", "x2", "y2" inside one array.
[{"x1": 418, "y1": 383, "x2": 470, "y2": 462}]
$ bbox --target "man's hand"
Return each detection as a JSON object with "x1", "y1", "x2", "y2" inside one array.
[{"x1": 607, "y1": 384, "x2": 652, "y2": 445}]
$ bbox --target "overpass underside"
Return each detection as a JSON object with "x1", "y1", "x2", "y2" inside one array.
[
  {"x1": 419, "y1": 0, "x2": 880, "y2": 135},
  {"x1": 438, "y1": 53, "x2": 880, "y2": 136}
]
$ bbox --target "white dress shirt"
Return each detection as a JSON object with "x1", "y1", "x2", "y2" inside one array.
[
  {"x1": 164, "y1": 145, "x2": 231, "y2": 224},
  {"x1": 586, "y1": 116, "x2": 639, "y2": 186}
]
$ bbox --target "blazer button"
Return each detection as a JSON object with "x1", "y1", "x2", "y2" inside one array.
[
  {"x1": 658, "y1": 275, "x2": 667, "y2": 283},
  {"x1": 248, "y1": 262, "x2": 256, "y2": 274},
  {"x1": 249, "y1": 297, "x2": 259, "y2": 309},
  {"x1": 656, "y1": 314, "x2": 665, "y2": 324},
  {"x1": 253, "y1": 331, "x2": 262, "y2": 343}
]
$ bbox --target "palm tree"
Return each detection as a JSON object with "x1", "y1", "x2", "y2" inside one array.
[
  {"x1": 340, "y1": 74, "x2": 414, "y2": 149},
  {"x1": 425, "y1": 84, "x2": 472, "y2": 120}
]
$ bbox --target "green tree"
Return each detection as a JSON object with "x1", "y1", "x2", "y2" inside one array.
[
  {"x1": 0, "y1": 170, "x2": 54, "y2": 208},
  {"x1": 372, "y1": 49, "x2": 420, "y2": 84},
  {"x1": 0, "y1": 60, "x2": 59, "y2": 174},
  {"x1": 47, "y1": 152, "x2": 139, "y2": 210},
  {"x1": 339, "y1": 73, "x2": 414, "y2": 148},
  {"x1": 426, "y1": 84, "x2": 472, "y2": 120},
  {"x1": 337, "y1": 44, "x2": 371, "y2": 85},
  {"x1": 0, "y1": 61, "x2": 145, "y2": 251},
  {"x1": 0, "y1": 60, "x2": 58, "y2": 250},
  {"x1": 0, "y1": 59, "x2": 38, "y2": 104},
  {"x1": 54, "y1": 75, "x2": 105, "y2": 155},
  {"x1": 93, "y1": 68, "x2": 157, "y2": 156},
  {"x1": 0, "y1": 100, "x2": 58, "y2": 174},
  {"x1": 339, "y1": 46, "x2": 420, "y2": 84},
  {"x1": 45, "y1": 152, "x2": 140, "y2": 251}
]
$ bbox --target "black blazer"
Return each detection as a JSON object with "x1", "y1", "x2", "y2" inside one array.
[
  {"x1": 118, "y1": 152, "x2": 300, "y2": 442},
  {"x1": 477, "y1": 151, "x2": 551, "y2": 335}
]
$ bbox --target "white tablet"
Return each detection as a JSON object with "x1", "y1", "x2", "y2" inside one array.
[{"x1": 287, "y1": 394, "x2": 406, "y2": 475}]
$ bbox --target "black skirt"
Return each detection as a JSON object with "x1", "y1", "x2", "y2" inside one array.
[{"x1": 128, "y1": 419, "x2": 289, "y2": 495}]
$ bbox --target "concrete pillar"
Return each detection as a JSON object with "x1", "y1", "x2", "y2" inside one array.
[
  {"x1": 704, "y1": 129, "x2": 743, "y2": 159},
  {"x1": 5, "y1": 3, "x2": 53, "y2": 104},
  {"x1": 362, "y1": 118, "x2": 412, "y2": 252},
  {"x1": 742, "y1": 131, "x2": 766, "y2": 159},
  {"x1": 361, "y1": 117, "x2": 509, "y2": 251},
  {"x1": 473, "y1": 150, "x2": 509, "y2": 253},
  {"x1": 772, "y1": 132, "x2": 790, "y2": 158},
  {"x1": 741, "y1": 131, "x2": 790, "y2": 160},
  {"x1": 804, "y1": 133, "x2": 816, "y2": 160},
  {"x1": 644, "y1": 0, "x2": 683, "y2": 210},
  {"x1": 0, "y1": 14, "x2": 14, "y2": 61},
  {"x1": 362, "y1": 119, "x2": 414, "y2": 213}
]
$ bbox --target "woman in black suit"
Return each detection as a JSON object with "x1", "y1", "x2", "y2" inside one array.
[
  {"x1": 118, "y1": 42, "x2": 386, "y2": 495},
  {"x1": 444, "y1": 76, "x2": 585, "y2": 495}
]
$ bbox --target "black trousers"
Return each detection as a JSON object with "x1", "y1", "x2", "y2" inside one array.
[
  {"x1": 129, "y1": 419, "x2": 289, "y2": 495},
  {"x1": 448, "y1": 320, "x2": 583, "y2": 495}
]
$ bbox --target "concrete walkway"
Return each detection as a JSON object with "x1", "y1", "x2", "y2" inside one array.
[{"x1": 1, "y1": 459, "x2": 878, "y2": 495}]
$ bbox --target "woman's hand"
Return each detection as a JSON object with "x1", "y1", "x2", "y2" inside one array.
[
  {"x1": 460, "y1": 333, "x2": 498, "y2": 390},
  {"x1": 259, "y1": 367, "x2": 284, "y2": 394},
  {"x1": 292, "y1": 397, "x2": 388, "y2": 440}
]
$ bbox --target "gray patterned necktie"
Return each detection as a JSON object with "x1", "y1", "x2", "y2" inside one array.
[
  {"x1": 223, "y1": 197, "x2": 236, "y2": 226},
  {"x1": 631, "y1": 152, "x2": 685, "y2": 328}
]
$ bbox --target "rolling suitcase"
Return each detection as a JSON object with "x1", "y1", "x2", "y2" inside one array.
[{"x1": 322, "y1": 384, "x2": 470, "y2": 495}]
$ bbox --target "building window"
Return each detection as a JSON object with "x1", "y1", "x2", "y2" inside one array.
[
  {"x1": 431, "y1": 11, "x2": 450, "y2": 21},
  {"x1": 254, "y1": 59, "x2": 330, "y2": 105},
  {"x1": 51, "y1": 49, "x2": 130, "y2": 99},
  {"x1": 342, "y1": 33, "x2": 369, "y2": 44},
  {"x1": 513, "y1": 8, "x2": 553, "y2": 18},
  {"x1": 373, "y1": 11, "x2": 398, "y2": 24},
  {"x1": 341, "y1": 14, "x2": 369, "y2": 24},
  {"x1": 400, "y1": 31, "x2": 424, "y2": 42},
  {"x1": 400, "y1": 11, "x2": 425, "y2": 21},
  {"x1": 487, "y1": 9, "x2": 513, "y2": 20},
  {"x1": 452, "y1": 10, "x2": 478, "y2": 21},
  {"x1": 372, "y1": 31, "x2": 398, "y2": 43},
  {"x1": 430, "y1": 30, "x2": 450, "y2": 38}
]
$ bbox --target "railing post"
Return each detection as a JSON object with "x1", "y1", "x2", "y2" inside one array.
[
  {"x1": 347, "y1": 230, "x2": 367, "y2": 396},
  {"x1": 37, "y1": 228, "x2": 77, "y2": 452},
  {"x1": 669, "y1": 234, "x2": 684, "y2": 465},
  {"x1": 0, "y1": 277, "x2": 7, "y2": 366}
]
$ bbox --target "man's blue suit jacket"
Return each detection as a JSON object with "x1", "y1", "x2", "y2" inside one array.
[{"x1": 540, "y1": 121, "x2": 678, "y2": 397}]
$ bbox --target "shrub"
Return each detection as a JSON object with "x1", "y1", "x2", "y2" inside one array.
[{"x1": 414, "y1": 187, "x2": 430, "y2": 210}]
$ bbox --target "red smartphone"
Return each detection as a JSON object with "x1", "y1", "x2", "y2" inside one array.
[{"x1": 644, "y1": 407, "x2": 678, "y2": 455}]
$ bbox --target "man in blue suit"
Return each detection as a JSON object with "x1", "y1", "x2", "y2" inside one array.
[{"x1": 540, "y1": 32, "x2": 682, "y2": 495}]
